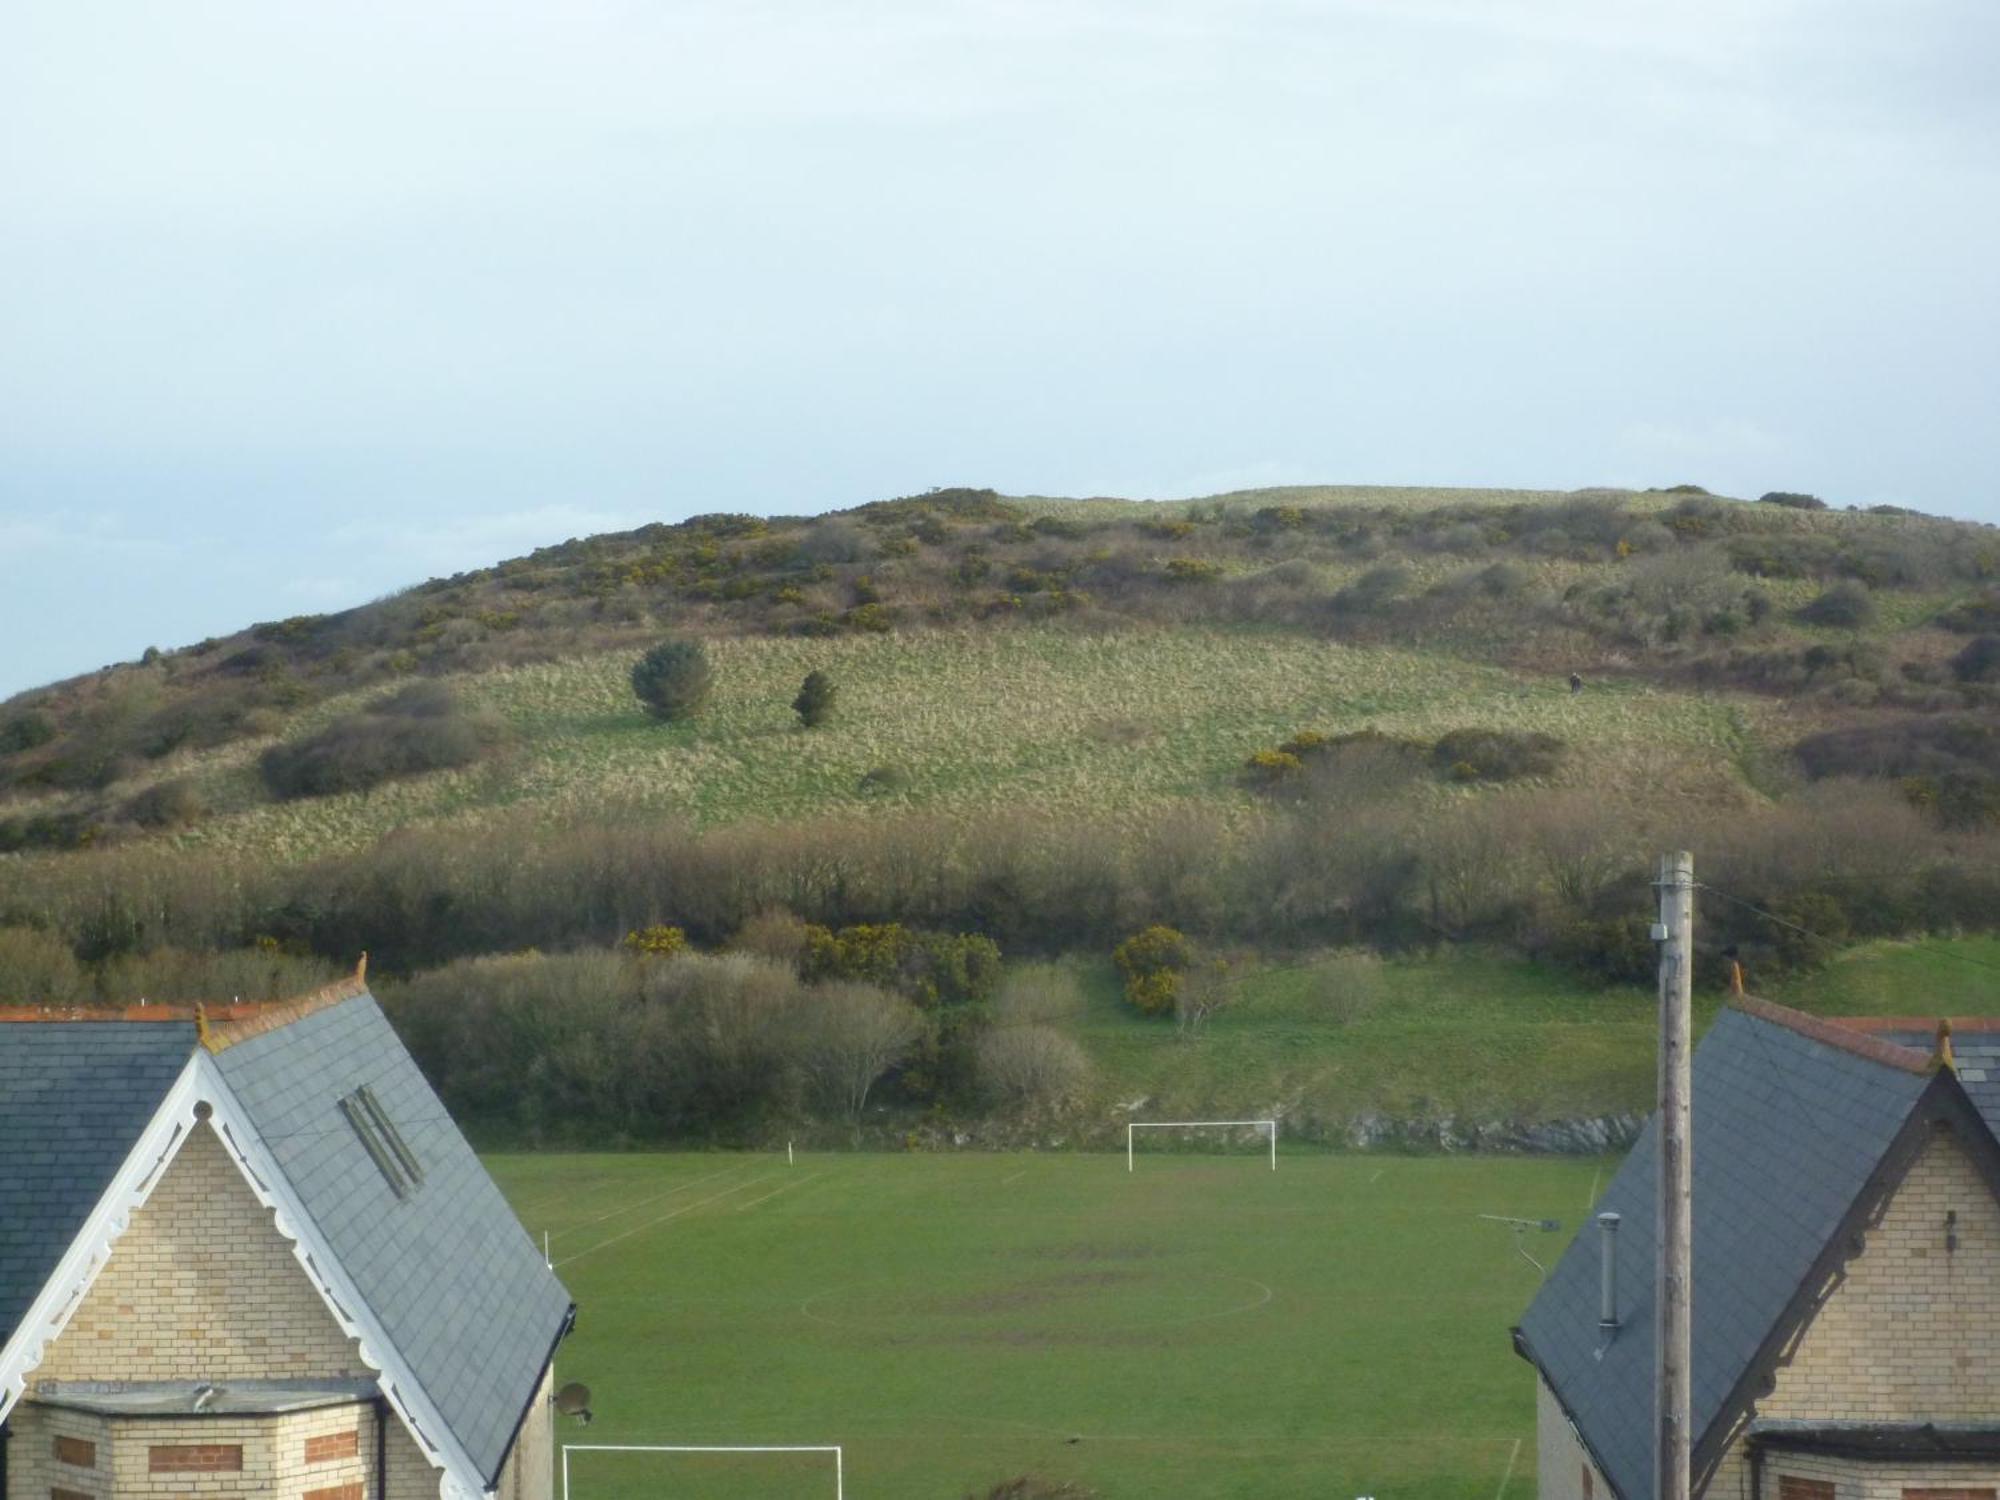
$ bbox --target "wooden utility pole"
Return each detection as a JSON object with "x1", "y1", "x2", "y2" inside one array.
[{"x1": 1655, "y1": 850, "x2": 1694, "y2": 1500}]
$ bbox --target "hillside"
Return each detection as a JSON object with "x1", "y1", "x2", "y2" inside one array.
[{"x1": 3, "y1": 482, "x2": 1998, "y2": 1142}]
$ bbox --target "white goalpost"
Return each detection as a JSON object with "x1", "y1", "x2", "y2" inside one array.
[
  {"x1": 1127, "y1": 1119, "x2": 1278, "y2": 1172},
  {"x1": 563, "y1": 1444, "x2": 843, "y2": 1499}
]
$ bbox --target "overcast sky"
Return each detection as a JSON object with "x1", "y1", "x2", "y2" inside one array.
[{"x1": 3, "y1": 0, "x2": 1996, "y2": 696}]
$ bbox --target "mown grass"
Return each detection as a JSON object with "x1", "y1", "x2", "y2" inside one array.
[
  {"x1": 486, "y1": 1149, "x2": 1603, "y2": 1500},
  {"x1": 121, "y1": 624, "x2": 1763, "y2": 861}
]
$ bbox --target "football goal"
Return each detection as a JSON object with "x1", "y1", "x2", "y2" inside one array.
[
  {"x1": 1127, "y1": 1119, "x2": 1278, "y2": 1171},
  {"x1": 562, "y1": 1444, "x2": 843, "y2": 1499}
]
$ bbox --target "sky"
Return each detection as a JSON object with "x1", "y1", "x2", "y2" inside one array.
[{"x1": 3, "y1": 0, "x2": 1996, "y2": 697}]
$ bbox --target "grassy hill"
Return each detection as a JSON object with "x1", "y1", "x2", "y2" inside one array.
[{"x1": 2, "y1": 482, "x2": 1997, "y2": 1141}]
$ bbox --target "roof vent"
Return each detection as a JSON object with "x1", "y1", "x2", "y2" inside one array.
[
  {"x1": 339, "y1": 1085, "x2": 424, "y2": 1198},
  {"x1": 1597, "y1": 1211, "x2": 1621, "y2": 1329}
]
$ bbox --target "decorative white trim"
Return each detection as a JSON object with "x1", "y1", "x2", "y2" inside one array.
[
  {"x1": 0, "y1": 1054, "x2": 206, "y2": 1418},
  {"x1": 192, "y1": 1052, "x2": 490, "y2": 1500},
  {"x1": 0, "y1": 1051, "x2": 494, "y2": 1500}
]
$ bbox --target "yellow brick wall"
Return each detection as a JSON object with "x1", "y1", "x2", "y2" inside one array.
[
  {"x1": 1761, "y1": 1129, "x2": 2000, "y2": 1423},
  {"x1": 1760, "y1": 1447, "x2": 2000, "y2": 1500},
  {"x1": 5, "y1": 1398, "x2": 376, "y2": 1499},
  {"x1": 1538, "y1": 1375, "x2": 1610, "y2": 1500},
  {"x1": 36, "y1": 1123, "x2": 366, "y2": 1385},
  {"x1": 1697, "y1": 1128, "x2": 2000, "y2": 1500},
  {"x1": 493, "y1": 1362, "x2": 555, "y2": 1500}
]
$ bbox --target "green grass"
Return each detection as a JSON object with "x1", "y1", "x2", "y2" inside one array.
[
  {"x1": 108, "y1": 624, "x2": 1763, "y2": 862},
  {"x1": 1069, "y1": 953, "x2": 1655, "y2": 1124},
  {"x1": 1767, "y1": 936, "x2": 2000, "y2": 1016},
  {"x1": 487, "y1": 1150, "x2": 1605, "y2": 1500}
]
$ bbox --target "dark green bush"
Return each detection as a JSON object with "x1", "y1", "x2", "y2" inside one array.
[
  {"x1": 1759, "y1": 491, "x2": 1828, "y2": 511},
  {"x1": 260, "y1": 686, "x2": 503, "y2": 800},
  {"x1": 123, "y1": 778, "x2": 206, "y2": 830},
  {"x1": 631, "y1": 639, "x2": 713, "y2": 721},
  {"x1": 793, "y1": 670, "x2": 837, "y2": 727},
  {"x1": 1428, "y1": 727, "x2": 1564, "y2": 781},
  {"x1": 0, "y1": 711, "x2": 57, "y2": 755},
  {"x1": 1952, "y1": 636, "x2": 2000, "y2": 684},
  {"x1": 1797, "y1": 581, "x2": 1876, "y2": 629}
]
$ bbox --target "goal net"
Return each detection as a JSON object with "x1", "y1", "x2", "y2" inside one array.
[
  {"x1": 1126, "y1": 1119, "x2": 1278, "y2": 1171},
  {"x1": 562, "y1": 1444, "x2": 843, "y2": 1499}
]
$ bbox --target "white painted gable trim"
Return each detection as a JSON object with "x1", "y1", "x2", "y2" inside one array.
[
  {"x1": 0, "y1": 1052, "x2": 205, "y2": 1420},
  {"x1": 0, "y1": 1050, "x2": 494, "y2": 1500}
]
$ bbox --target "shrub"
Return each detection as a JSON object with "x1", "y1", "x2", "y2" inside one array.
[
  {"x1": 1759, "y1": 491, "x2": 1828, "y2": 511},
  {"x1": 1240, "y1": 748, "x2": 1303, "y2": 790},
  {"x1": 1164, "y1": 558, "x2": 1224, "y2": 583},
  {"x1": 801, "y1": 922, "x2": 1001, "y2": 1008},
  {"x1": 1112, "y1": 924, "x2": 1193, "y2": 1016},
  {"x1": 1951, "y1": 636, "x2": 2000, "y2": 684},
  {"x1": 0, "y1": 711, "x2": 56, "y2": 755},
  {"x1": 631, "y1": 639, "x2": 713, "y2": 720},
  {"x1": 0, "y1": 926, "x2": 88, "y2": 1003},
  {"x1": 260, "y1": 686, "x2": 504, "y2": 800},
  {"x1": 793, "y1": 670, "x2": 837, "y2": 728},
  {"x1": 1428, "y1": 727, "x2": 1565, "y2": 782},
  {"x1": 1797, "y1": 581, "x2": 1876, "y2": 629},
  {"x1": 123, "y1": 778, "x2": 206, "y2": 830},
  {"x1": 623, "y1": 924, "x2": 689, "y2": 959},
  {"x1": 1938, "y1": 591, "x2": 2000, "y2": 635},
  {"x1": 730, "y1": 908, "x2": 813, "y2": 969},
  {"x1": 857, "y1": 765, "x2": 910, "y2": 795},
  {"x1": 1330, "y1": 565, "x2": 1410, "y2": 615},
  {"x1": 974, "y1": 1025, "x2": 1091, "y2": 1109}
]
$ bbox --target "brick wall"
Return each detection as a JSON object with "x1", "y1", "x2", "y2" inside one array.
[
  {"x1": 7, "y1": 1398, "x2": 382, "y2": 1499},
  {"x1": 1699, "y1": 1129, "x2": 2000, "y2": 1500},
  {"x1": 1759, "y1": 1445, "x2": 2000, "y2": 1500},
  {"x1": 493, "y1": 1361, "x2": 555, "y2": 1500},
  {"x1": 1538, "y1": 1375, "x2": 1609, "y2": 1500},
  {"x1": 36, "y1": 1123, "x2": 366, "y2": 1385}
]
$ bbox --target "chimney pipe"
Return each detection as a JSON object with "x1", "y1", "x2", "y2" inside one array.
[{"x1": 1598, "y1": 1211, "x2": 1621, "y2": 1328}]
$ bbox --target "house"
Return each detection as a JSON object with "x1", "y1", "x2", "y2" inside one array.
[
  {"x1": 0, "y1": 967, "x2": 574, "y2": 1500},
  {"x1": 1516, "y1": 996, "x2": 2000, "y2": 1500}
]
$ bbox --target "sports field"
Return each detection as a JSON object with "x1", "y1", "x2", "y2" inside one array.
[{"x1": 486, "y1": 1149, "x2": 1609, "y2": 1500}]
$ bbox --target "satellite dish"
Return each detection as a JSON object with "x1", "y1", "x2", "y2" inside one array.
[{"x1": 554, "y1": 1383, "x2": 593, "y2": 1425}]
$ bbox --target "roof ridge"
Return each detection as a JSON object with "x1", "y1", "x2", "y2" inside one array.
[
  {"x1": 201, "y1": 964, "x2": 368, "y2": 1052},
  {"x1": 1829, "y1": 1015, "x2": 2000, "y2": 1035},
  {"x1": 1732, "y1": 994, "x2": 1931, "y2": 1074}
]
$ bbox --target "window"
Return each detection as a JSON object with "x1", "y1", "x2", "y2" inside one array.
[
  {"x1": 52, "y1": 1435, "x2": 95, "y2": 1468},
  {"x1": 148, "y1": 1444, "x2": 243, "y2": 1473},
  {"x1": 1780, "y1": 1477, "x2": 1836, "y2": 1500},
  {"x1": 304, "y1": 1486, "x2": 365, "y2": 1500},
  {"x1": 1904, "y1": 1491, "x2": 1997, "y2": 1500},
  {"x1": 52, "y1": 1487, "x2": 94, "y2": 1500},
  {"x1": 1581, "y1": 1466, "x2": 1593, "y2": 1500},
  {"x1": 339, "y1": 1084, "x2": 423, "y2": 1196}
]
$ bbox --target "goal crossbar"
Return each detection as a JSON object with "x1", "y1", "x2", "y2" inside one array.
[
  {"x1": 1127, "y1": 1119, "x2": 1277, "y2": 1172},
  {"x1": 563, "y1": 1444, "x2": 843, "y2": 1499}
]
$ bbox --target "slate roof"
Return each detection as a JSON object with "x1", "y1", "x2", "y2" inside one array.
[
  {"x1": 1, "y1": 990, "x2": 571, "y2": 1491},
  {"x1": 1515, "y1": 1003, "x2": 1936, "y2": 1500},
  {"x1": 0, "y1": 1022, "x2": 195, "y2": 1352},
  {"x1": 212, "y1": 992, "x2": 573, "y2": 1486}
]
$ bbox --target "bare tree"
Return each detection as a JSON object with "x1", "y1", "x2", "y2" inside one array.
[
  {"x1": 801, "y1": 982, "x2": 926, "y2": 1127},
  {"x1": 975, "y1": 1025, "x2": 1092, "y2": 1108},
  {"x1": 1174, "y1": 955, "x2": 1237, "y2": 1041}
]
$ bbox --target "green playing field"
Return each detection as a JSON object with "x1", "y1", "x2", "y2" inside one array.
[{"x1": 485, "y1": 1149, "x2": 1607, "y2": 1500}]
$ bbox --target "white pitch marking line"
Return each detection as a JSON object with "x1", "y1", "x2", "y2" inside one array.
[
  {"x1": 1587, "y1": 1166, "x2": 1602, "y2": 1209},
  {"x1": 735, "y1": 1173, "x2": 824, "y2": 1212},
  {"x1": 556, "y1": 1176, "x2": 775, "y2": 1267},
  {"x1": 548, "y1": 1166, "x2": 745, "y2": 1240},
  {"x1": 1368, "y1": 1169, "x2": 1384, "y2": 1184},
  {"x1": 1001, "y1": 1170, "x2": 1027, "y2": 1185},
  {"x1": 1494, "y1": 1437, "x2": 1523, "y2": 1500}
]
